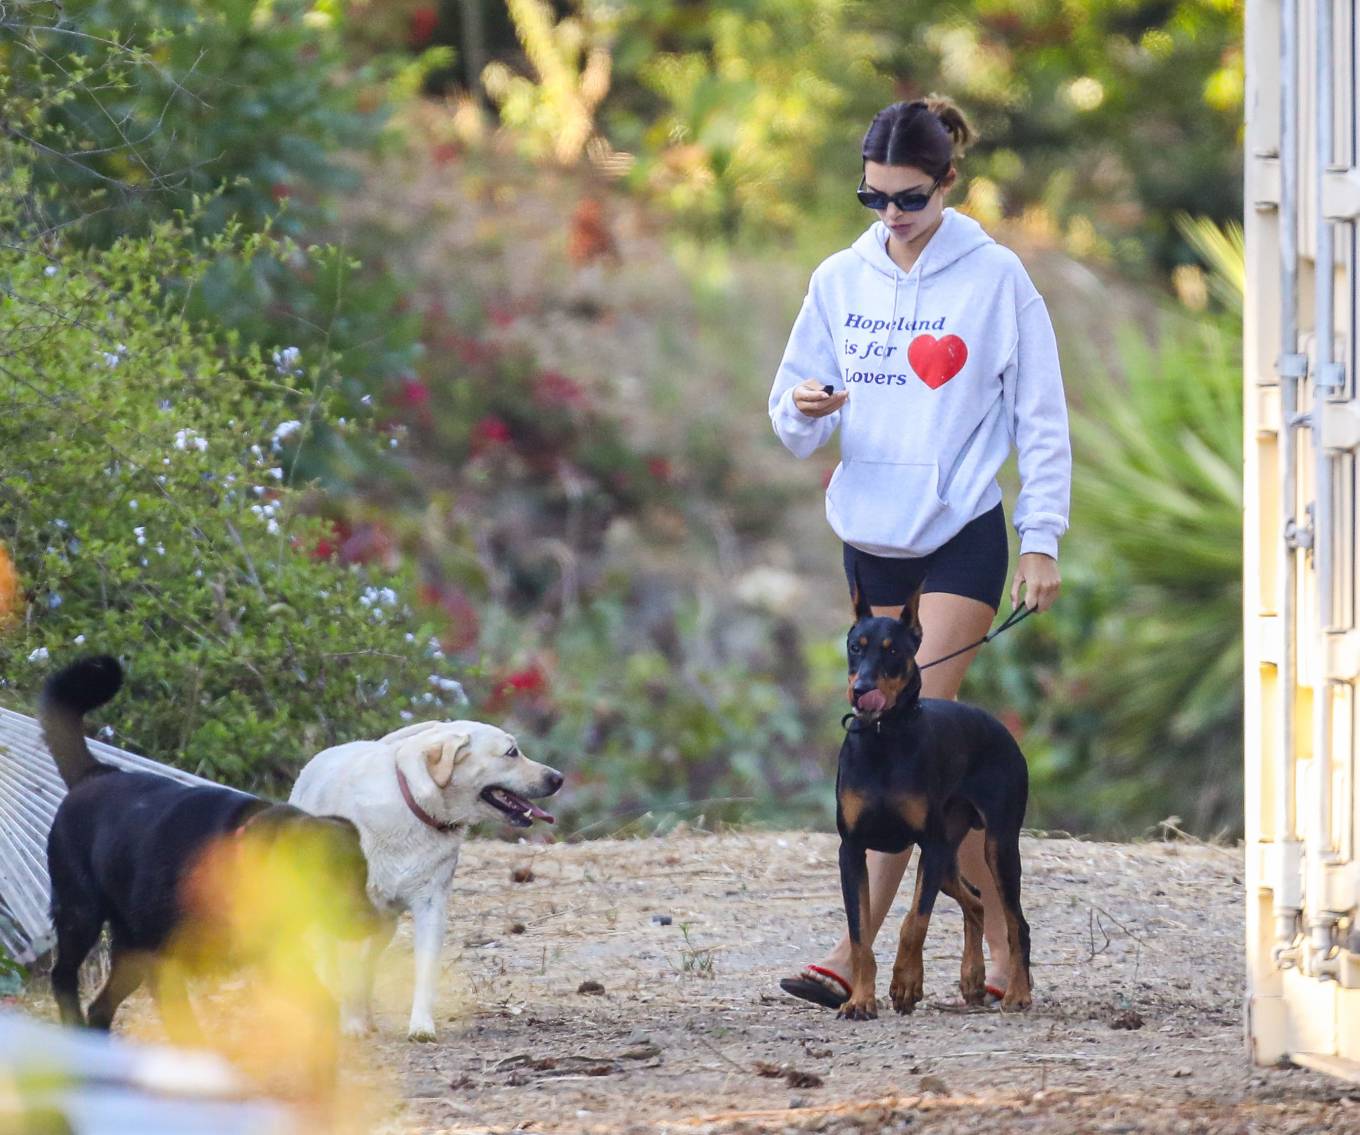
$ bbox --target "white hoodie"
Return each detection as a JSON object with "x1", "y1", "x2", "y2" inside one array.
[{"x1": 768, "y1": 209, "x2": 1071, "y2": 559}]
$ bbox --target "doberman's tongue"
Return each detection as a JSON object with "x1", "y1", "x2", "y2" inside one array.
[{"x1": 857, "y1": 689, "x2": 887, "y2": 714}]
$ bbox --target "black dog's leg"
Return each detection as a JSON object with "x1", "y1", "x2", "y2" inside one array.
[
  {"x1": 86, "y1": 939, "x2": 148, "y2": 1030},
  {"x1": 50, "y1": 900, "x2": 103, "y2": 1028},
  {"x1": 940, "y1": 802, "x2": 986, "y2": 1005},
  {"x1": 836, "y1": 840, "x2": 877, "y2": 1020},
  {"x1": 889, "y1": 843, "x2": 946, "y2": 1014},
  {"x1": 985, "y1": 830, "x2": 1033, "y2": 1009},
  {"x1": 938, "y1": 863, "x2": 987, "y2": 1005}
]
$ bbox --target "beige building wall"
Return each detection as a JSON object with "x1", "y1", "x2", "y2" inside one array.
[{"x1": 1244, "y1": 0, "x2": 1360, "y2": 1078}]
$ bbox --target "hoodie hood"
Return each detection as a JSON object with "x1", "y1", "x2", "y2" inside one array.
[
  {"x1": 850, "y1": 210, "x2": 995, "y2": 280},
  {"x1": 767, "y1": 207, "x2": 1071, "y2": 560}
]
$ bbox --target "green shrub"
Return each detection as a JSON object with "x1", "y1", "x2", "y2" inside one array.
[
  {"x1": 0, "y1": 214, "x2": 460, "y2": 791},
  {"x1": 2, "y1": 0, "x2": 383, "y2": 245}
]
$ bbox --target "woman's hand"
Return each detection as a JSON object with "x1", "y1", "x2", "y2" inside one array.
[
  {"x1": 792, "y1": 379, "x2": 849, "y2": 419},
  {"x1": 1011, "y1": 552, "x2": 1061, "y2": 612}
]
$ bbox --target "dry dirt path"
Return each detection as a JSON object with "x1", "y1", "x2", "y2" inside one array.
[{"x1": 351, "y1": 831, "x2": 1356, "y2": 1134}]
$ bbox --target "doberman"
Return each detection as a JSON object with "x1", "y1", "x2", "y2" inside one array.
[{"x1": 833, "y1": 577, "x2": 1032, "y2": 1019}]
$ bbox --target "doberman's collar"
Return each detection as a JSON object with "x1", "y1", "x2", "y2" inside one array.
[
  {"x1": 397, "y1": 768, "x2": 462, "y2": 834},
  {"x1": 841, "y1": 702, "x2": 923, "y2": 735}
]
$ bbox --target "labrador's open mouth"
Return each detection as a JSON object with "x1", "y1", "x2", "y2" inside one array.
[{"x1": 480, "y1": 786, "x2": 556, "y2": 828}]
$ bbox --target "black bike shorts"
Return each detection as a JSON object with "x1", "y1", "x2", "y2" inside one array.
[{"x1": 841, "y1": 503, "x2": 1009, "y2": 611}]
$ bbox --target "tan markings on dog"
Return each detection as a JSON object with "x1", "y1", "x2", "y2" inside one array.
[
  {"x1": 882, "y1": 638, "x2": 893, "y2": 650},
  {"x1": 940, "y1": 871, "x2": 987, "y2": 1006},
  {"x1": 858, "y1": 635, "x2": 869, "y2": 647},
  {"x1": 889, "y1": 864, "x2": 929, "y2": 1013},
  {"x1": 893, "y1": 793, "x2": 928, "y2": 830},
  {"x1": 839, "y1": 789, "x2": 868, "y2": 829},
  {"x1": 876, "y1": 674, "x2": 907, "y2": 708}
]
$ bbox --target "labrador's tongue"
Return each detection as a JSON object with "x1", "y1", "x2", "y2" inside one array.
[
  {"x1": 857, "y1": 689, "x2": 887, "y2": 714},
  {"x1": 525, "y1": 801, "x2": 556, "y2": 824}
]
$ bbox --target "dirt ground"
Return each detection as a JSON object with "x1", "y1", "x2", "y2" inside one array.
[
  {"x1": 24, "y1": 829, "x2": 1359, "y2": 1133},
  {"x1": 349, "y1": 830, "x2": 1356, "y2": 1135}
]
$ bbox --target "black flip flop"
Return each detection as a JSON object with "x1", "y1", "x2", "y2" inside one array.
[{"x1": 779, "y1": 965, "x2": 850, "y2": 1010}]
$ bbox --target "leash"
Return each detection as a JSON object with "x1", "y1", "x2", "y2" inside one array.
[{"x1": 918, "y1": 603, "x2": 1036, "y2": 670}]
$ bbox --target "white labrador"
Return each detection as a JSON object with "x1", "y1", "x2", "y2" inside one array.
[{"x1": 289, "y1": 720, "x2": 562, "y2": 1041}]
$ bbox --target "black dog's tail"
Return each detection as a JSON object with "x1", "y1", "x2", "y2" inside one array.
[{"x1": 38, "y1": 655, "x2": 124, "y2": 789}]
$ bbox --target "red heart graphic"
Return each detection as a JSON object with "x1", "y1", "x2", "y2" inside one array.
[{"x1": 907, "y1": 334, "x2": 968, "y2": 389}]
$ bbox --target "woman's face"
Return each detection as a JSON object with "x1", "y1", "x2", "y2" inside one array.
[{"x1": 862, "y1": 161, "x2": 953, "y2": 243}]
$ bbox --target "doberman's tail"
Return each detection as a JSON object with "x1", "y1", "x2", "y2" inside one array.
[{"x1": 38, "y1": 655, "x2": 123, "y2": 789}]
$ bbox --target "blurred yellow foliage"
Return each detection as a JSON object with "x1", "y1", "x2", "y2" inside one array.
[
  {"x1": 151, "y1": 818, "x2": 388, "y2": 1120},
  {"x1": 0, "y1": 543, "x2": 18, "y2": 628},
  {"x1": 483, "y1": 0, "x2": 614, "y2": 165}
]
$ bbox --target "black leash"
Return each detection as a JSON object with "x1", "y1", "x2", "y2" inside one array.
[{"x1": 918, "y1": 603, "x2": 1036, "y2": 670}]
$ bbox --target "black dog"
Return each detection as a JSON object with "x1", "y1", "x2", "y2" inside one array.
[
  {"x1": 41, "y1": 656, "x2": 375, "y2": 1037},
  {"x1": 833, "y1": 581, "x2": 1032, "y2": 1020}
]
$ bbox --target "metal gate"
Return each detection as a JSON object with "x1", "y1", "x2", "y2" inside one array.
[{"x1": 1244, "y1": 0, "x2": 1360, "y2": 1078}]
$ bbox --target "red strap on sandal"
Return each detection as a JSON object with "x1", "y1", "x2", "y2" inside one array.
[{"x1": 805, "y1": 964, "x2": 851, "y2": 996}]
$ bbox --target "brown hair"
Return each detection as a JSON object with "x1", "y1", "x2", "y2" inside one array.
[{"x1": 861, "y1": 96, "x2": 975, "y2": 178}]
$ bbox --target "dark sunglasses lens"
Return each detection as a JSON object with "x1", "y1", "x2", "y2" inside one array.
[{"x1": 856, "y1": 186, "x2": 933, "y2": 212}]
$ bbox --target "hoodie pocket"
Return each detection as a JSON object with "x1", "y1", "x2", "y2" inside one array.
[{"x1": 825, "y1": 460, "x2": 950, "y2": 554}]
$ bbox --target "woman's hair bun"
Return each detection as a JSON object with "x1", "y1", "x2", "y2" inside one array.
[{"x1": 924, "y1": 95, "x2": 975, "y2": 154}]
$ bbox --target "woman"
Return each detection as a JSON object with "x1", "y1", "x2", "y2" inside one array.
[{"x1": 768, "y1": 97, "x2": 1070, "y2": 1009}]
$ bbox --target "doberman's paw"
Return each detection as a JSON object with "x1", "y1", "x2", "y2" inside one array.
[
  {"x1": 836, "y1": 995, "x2": 879, "y2": 1021},
  {"x1": 1000, "y1": 988, "x2": 1032, "y2": 1012},
  {"x1": 889, "y1": 979, "x2": 922, "y2": 1015}
]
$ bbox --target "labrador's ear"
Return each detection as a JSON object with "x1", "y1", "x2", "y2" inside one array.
[{"x1": 425, "y1": 734, "x2": 472, "y2": 788}]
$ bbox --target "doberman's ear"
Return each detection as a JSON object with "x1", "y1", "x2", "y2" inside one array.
[
  {"x1": 899, "y1": 581, "x2": 924, "y2": 637},
  {"x1": 850, "y1": 564, "x2": 873, "y2": 622}
]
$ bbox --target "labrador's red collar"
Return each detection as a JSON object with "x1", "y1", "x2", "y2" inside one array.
[{"x1": 397, "y1": 768, "x2": 460, "y2": 833}]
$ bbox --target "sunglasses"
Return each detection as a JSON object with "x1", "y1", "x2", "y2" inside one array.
[{"x1": 856, "y1": 175, "x2": 943, "y2": 213}]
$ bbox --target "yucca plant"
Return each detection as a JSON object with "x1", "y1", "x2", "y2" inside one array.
[
  {"x1": 1070, "y1": 309, "x2": 1243, "y2": 832},
  {"x1": 1064, "y1": 214, "x2": 1245, "y2": 832}
]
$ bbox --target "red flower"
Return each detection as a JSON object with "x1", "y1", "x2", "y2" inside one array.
[
  {"x1": 444, "y1": 334, "x2": 495, "y2": 367},
  {"x1": 504, "y1": 668, "x2": 546, "y2": 694},
  {"x1": 647, "y1": 456, "x2": 672, "y2": 483},
  {"x1": 270, "y1": 182, "x2": 291, "y2": 203},
  {"x1": 471, "y1": 415, "x2": 513, "y2": 453},
  {"x1": 395, "y1": 376, "x2": 432, "y2": 427},
  {"x1": 306, "y1": 520, "x2": 349, "y2": 561},
  {"x1": 339, "y1": 522, "x2": 396, "y2": 568},
  {"x1": 432, "y1": 141, "x2": 461, "y2": 166},
  {"x1": 486, "y1": 301, "x2": 516, "y2": 327},
  {"x1": 408, "y1": 6, "x2": 438, "y2": 48},
  {"x1": 420, "y1": 582, "x2": 480, "y2": 653},
  {"x1": 484, "y1": 664, "x2": 549, "y2": 714},
  {"x1": 532, "y1": 370, "x2": 586, "y2": 409}
]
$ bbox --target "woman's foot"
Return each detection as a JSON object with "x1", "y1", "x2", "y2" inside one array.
[
  {"x1": 983, "y1": 947, "x2": 1009, "y2": 1005},
  {"x1": 779, "y1": 964, "x2": 851, "y2": 1009}
]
